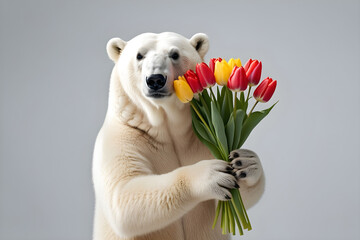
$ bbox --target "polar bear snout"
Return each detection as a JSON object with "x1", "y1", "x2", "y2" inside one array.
[
  {"x1": 145, "y1": 74, "x2": 171, "y2": 98},
  {"x1": 146, "y1": 74, "x2": 167, "y2": 91}
]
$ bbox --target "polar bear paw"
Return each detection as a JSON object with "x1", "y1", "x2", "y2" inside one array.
[
  {"x1": 189, "y1": 160, "x2": 239, "y2": 201},
  {"x1": 229, "y1": 149, "x2": 263, "y2": 187}
]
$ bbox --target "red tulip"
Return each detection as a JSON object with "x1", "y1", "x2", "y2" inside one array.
[
  {"x1": 196, "y1": 62, "x2": 216, "y2": 88},
  {"x1": 209, "y1": 57, "x2": 222, "y2": 73},
  {"x1": 227, "y1": 66, "x2": 248, "y2": 92},
  {"x1": 243, "y1": 58, "x2": 253, "y2": 72},
  {"x1": 184, "y1": 69, "x2": 203, "y2": 93},
  {"x1": 243, "y1": 59, "x2": 262, "y2": 86},
  {"x1": 253, "y1": 77, "x2": 277, "y2": 103}
]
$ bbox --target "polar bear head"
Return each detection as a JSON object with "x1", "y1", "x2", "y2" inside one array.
[{"x1": 106, "y1": 32, "x2": 209, "y2": 126}]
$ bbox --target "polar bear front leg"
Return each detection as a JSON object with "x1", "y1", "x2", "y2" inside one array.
[
  {"x1": 102, "y1": 159, "x2": 238, "y2": 238},
  {"x1": 228, "y1": 149, "x2": 265, "y2": 208}
]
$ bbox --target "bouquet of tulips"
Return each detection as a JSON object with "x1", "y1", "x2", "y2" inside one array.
[{"x1": 173, "y1": 57, "x2": 277, "y2": 235}]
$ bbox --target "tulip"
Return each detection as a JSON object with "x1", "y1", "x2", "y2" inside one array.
[
  {"x1": 253, "y1": 77, "x2": 277, "y2": 103},
  {"x1": 243, "y1": 58, "x2": 253, "y2": 72},
  {"x1": 244, "y1": 59, "x2": 262, "y2": 86},
  {"x1": 184, "y1": 70, "x2": 203, "y2": 93},
  {"x1": 228, "y1": 58, "x2": 242, "y2": 70},
  {"x1": 227, "y1": 66, "x2": 248, "y2": 92},
  {"x1": 174, "y1": 77, "x2": 194, "y2": 103},
  {"x1": 196, "y1": 62, "x2": 216, "y2": 88},
  {"x1": 209, "y1": 57, "x2": 222, "y2": 73},
  {"x1": 214, "y1": 59, "x2": 232, "y2": 86}
]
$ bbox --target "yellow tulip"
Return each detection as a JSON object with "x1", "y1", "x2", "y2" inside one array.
[
  {"x1": 178, "y1": 76, "x2": 187, "y2": 82},
  {"x1": 228, "y1": 58, "x2": 242, "y2": 70},
  {"x1": 174, "y1": 78, "x2": 194, "y2": 103},
  {"x1": 214, "y1": 60, "x2": 232, "y2": 86}
]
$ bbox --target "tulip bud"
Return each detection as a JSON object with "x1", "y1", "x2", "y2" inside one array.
[
  {"x1": 196, "y1": 62, "x2": 216, "y2": 88},
  {"x1": 227, "y1": 66, "x2": 248, "y2": 92},
  {"x1": 184, "y1": 70, "x2": 203, "y2": 93},
  {"x1": 214, "y1": 59, "x2": 232, "y2": 86},
  {"x1": 174, "y1": 78, "x2": 194, "y2": 103},
  {"x1": 228, "y1": 58, "x2": 242, "y2": 70},
  {"x1": 253, "y1": 77, "x2": 277, "y2": 103},
  {"x1": 209, "y1": 57, "x2": 222, "y2": 73},
  {"x1": 244, "y1": 59, "x2": 262, "y2": 86},
  {"x1": 243, "y1": 58, "x2": 252, "y2": 72}
]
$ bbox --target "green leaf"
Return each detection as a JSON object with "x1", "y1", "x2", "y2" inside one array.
[
  {"x1": 190, "y1": 104, "x2": 216, "y2": 141},
  {"x1": 238, "y1": 102, "x2": 278, "y2": 148},
  {"x1": 202, "y1": 139, "x2": 223, "y2": 160},
  {"x1": 191, "y1": 98, "x2": 213, "y2": 132},
  {"x1": 198, "y1": 95, "x2": 211, "y2": 120},
  {"x1": 191, "y1": 120, "x2": 223, "y2": 159},
  {"x1": 198, "y1": 104, "x2": 215, "y2": 133},
  {"x1": 221, "y1": 87, "x2": 233, "y2": 125},
  {"x1": 192, "y1": 116, "x2": 214, "y2": 144},
  {"x1": 211, "y1": 101, "x2": 229, "y2": 158},
  {"x1": 238, "y1": 91, "x2": 248, "y2": 113},
  {"x1": 192, "y1": 96, "x2": 201, "y2": 106},
  {"x1": 217, "y1": 86, "x2": 225, "y2": 109},
  {"x1": 232, "y1": 109, "x2": 245, "y2": 150},
  {"x1": 225, "y1": 113, "x2": 235, "y2": 155},
  {"x1": 201, "y1": 89, "x2": 212, "y2": 110},
  {"x1": 240, "y1": 91, "x2": 245, "y2": 104}
]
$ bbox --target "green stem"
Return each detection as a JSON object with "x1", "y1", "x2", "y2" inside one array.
[
  {"x1": 223, "y1": 202, "x2": 229, "y2": 234},
  {"x1": 209, "y1": 87, "x2": 216, "y2": 100},
  {"x1": 226, "y1": 202, "x2": 235, "y2": 234},
  {"x1": 236, "y1": 190, "x2": 252, "y2": 230},
  {"x1": 212, "y1": 201, "x2": 222, "y2": 229},
  {"x1": 229, "y1": 200, "x2": 243, "y2": 235},
  {"x1": 246, "y1": 86, "x2": 252, "y2": 102},
  {"x1": 221, "y1": 201, "x2": 226, "y2": 234},
  {"x1": 233, "y1": 91, "x2": 237, "y2": 121},
  {"x1": 248, "y1": 100, "x2": 259, "y2": 117}
]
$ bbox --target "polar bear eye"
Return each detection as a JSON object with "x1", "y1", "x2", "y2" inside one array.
[
  {"x1": 170, "y1": 52, "x2": 179, "y2": 60},
  {"x1": 136, "y1": 53, "x2": 144, "y2": 60}
]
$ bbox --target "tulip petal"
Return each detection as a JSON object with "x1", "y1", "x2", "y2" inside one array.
[
  {"x1": 209, "y1": 57, "x2": 222, "y2": 73},
  {"x1": 214, "y1": 60, "x2": 232, "y2": 86},
  {"x1": 238, "y1": 67, "x2": 248, "y2": 91},
  {"x1": 262, "y1": 80, "x2": 277, "y2": 102},
  {"x1": 184, "y1": 69, "x2": 202, "y2": 93},
  {"x1": 174, "y1": 79, "x2": 194, "y2": 103},
  {"x1": 248, "y1": 61, "x2": 262, "y2": 86},
  {"x1": 227, "y1": 66, "x2": 248, "y2": 92},
  {"x1": 243, "y1": 59, "x2": 253, "y2": 72},
  {"x1": 253, "y1": 77, "x2": 270, "y2": 102},
  {"x1": 228, "y1": 58, "x2": 242, "y2": 70},
  {"x1": 196, "y1": 62, "x2": 215, "y2": 88}
]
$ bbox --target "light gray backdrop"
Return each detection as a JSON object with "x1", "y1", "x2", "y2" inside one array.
[{"x1": 0, "y1": 0, "x2": 359, "y2": 239}]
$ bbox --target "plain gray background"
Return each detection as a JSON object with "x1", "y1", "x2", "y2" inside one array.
[{"x1": 1, "y1": 0, "x2": 359, "y2": 239}]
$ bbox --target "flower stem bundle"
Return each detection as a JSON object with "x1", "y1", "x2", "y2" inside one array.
[{"x1": 174, "y1": 58, "x2": 278, "y2": 235}]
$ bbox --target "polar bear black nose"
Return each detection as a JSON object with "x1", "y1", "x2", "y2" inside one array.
[{"x1": 146, "y1": 74, "x2": 166, "y2": 91}]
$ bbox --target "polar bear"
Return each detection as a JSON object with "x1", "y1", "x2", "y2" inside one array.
[{"x1": 92, "y1": 32, "x2": 265, "y2": 240}]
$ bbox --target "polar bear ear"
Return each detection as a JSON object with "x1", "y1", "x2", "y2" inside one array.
[
  {"x1": 189, "y1": 33, "x2": 209, "y2": 59},
  {"x1": 106, "y1": 38, "x2": 127, "y2": 62}
]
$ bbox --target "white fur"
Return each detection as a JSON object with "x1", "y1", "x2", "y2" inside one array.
[{"x1": 93, "y1": 32, "x2": 265, "y2": 240}]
